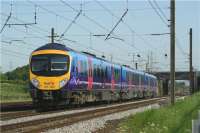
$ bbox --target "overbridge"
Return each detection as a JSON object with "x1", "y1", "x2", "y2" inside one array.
[{"x1": 152, "y1": 71, "x2": 200, "y2": 95}]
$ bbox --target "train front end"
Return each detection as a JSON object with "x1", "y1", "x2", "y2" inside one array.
[{"x1": 29, "y1": 44, "x2": 71, "y2": 107}]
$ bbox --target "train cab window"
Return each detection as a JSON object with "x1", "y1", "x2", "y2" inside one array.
[
  {"x1": 31, "y1": 54, "x2": 69, "y2": 76},
  {"x1": 31, "y1": 56, "x2": 49, "y2": 72},
  {"x1": 51, "y1": 55, "x2": 68, "y2": 71}
]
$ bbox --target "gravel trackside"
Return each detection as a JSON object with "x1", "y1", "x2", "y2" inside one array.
[{"x1": 44, "y1": 104, "x2": 160, "y2": 133}]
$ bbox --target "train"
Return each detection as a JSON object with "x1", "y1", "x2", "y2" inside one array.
[{"x1": 29, "y1": 43, "x2": 158, "y2": 108}]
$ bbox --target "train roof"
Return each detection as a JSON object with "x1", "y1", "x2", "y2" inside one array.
[
  {"x1": 33, "y1": 43, "x2": 157, "y2": 79},
  {"x1": 34, "y1": 43, "x2": 73, "y2": 52},
  {"x1": 145, "y1": 73, "x2": 157, "y2": 79},
  {"x1": 121, "y1": 65, "x2": 157, "y2": 78}
]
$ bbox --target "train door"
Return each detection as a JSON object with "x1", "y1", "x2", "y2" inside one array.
[
  {"x1": 111, "y1": 65, "x2": 115, "y2": 91},
  {"x1": 128, "y1": 71, "x2": 132, "y2": 90},
  {"x1": 121, "y1": 67, "x2": 126, "y2": 91},
  {"x1": 139, "y1": 74, "x2": 142, "y2": 96},
  {"x1": 88, "y1": 57, "x2": 93, "y2": 90},
  {"x1": 71, "y1": 56, "x2": 78, "y2": 77},
  {"x1": 148, "y1": 77, "x2": 150, "y2": 94},
  {"x1": 101, "y1": 62, "x2": 105, "y2": 89},
  {"x1": 120, "y1": 66, "x2": 123, "y2": 91}
]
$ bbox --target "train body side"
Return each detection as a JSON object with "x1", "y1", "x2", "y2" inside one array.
[
  {"x1": 29, "y1": 43, "x2": 158, "y2": 106},
  {"x1": 65, "y1": 51, "x2": 158, "y2": 100}
]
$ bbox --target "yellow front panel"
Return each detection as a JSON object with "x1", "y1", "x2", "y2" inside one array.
[
  {"x1": 30, "y1": 72, "x2": 70, "y2": 90},
  {"x1": 31, "y1": 50, "x2": 68, "y2": 56},
  {"x1": 30, "y1": 49, "x2": 71, "y2": 90}
]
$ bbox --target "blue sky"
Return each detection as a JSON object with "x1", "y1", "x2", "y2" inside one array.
[{"x1": 0, "y1": 0, "x2": 199, "y2": 73}]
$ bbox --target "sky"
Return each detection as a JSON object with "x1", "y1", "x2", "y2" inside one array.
[{"x1": 0, "y1": 0, "x2": 200, "y2": 73}]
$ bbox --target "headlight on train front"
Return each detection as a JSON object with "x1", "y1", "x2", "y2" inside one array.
[
  {"x1": 59, "y1": 79, "x2": 68, "y2": 88},
  {"x1": 31, "y1": 78, "x2": 39, "y2": 88}
]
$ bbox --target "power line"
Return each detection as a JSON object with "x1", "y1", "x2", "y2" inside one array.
[
  {"x1": 59, "y1": 0, "x2": 137, "y2": 53},
  {"x1": 92, "y1": 0, "x2": 142, "y2": 51},
  {"x1": 9, "y1": 26, "x2": 48, "y2": 44},
  {"x1": 176, "y1": 37, "x2": 189, "y2": 56},
  {"x1": 0, "y1": 2, "x2": 13, "y2": 33},
  {"x1": 1, "y1": 48, "x2": 30, "y2": 57},
  {"x1": 27, "y1": 0, "x2": 91, "y2": 33},
  {"x1": 0, "y1": 12, "x2": 49, "y2": 35},
  {"x1": 153, "y1": 0, "x2": 168, "y2": 21},
  {"x1": 27, "y1": 0, "x2": 128, "y2": 54},
  {"x1": 148, "y1": 0, "x2": 169, "y2": 27},
  {"x1": 28, "y1": 0, "x2": 144, "y2": 57},
  {"x1": 59, "y1": 9, "x2": 82, "y2": 40},
  {"x1": 94, "y1": 0, "x2": 159, "y2": 51},
  {"x1": 6, "y1": 5, "x2": 37, "y2": 26},
  {"x1": 2, "y1": 1, "x2": 166, "y2": 69},
  {"x1": 2, "y1": 52, "x2": 29, "y2": 62},
  {"x1": 60, "y1": 0, "x2": 142, "y2": 53},
  {"x1": 5, "y1": 12, "x2": 122, "y2": 60},
  {"x1": 27, "y1": 0, "x2": 70, "y2": 21},
  {"x1": 0, "y1": 13, "x2": 11, "y2": 33},
  {"x1": 59, "y1": 0, "x2": 121, "y2": 39},
  {"x1": 105, "y1": 9, "x2": 128, "y2": 40},
  {"x1": 1, "y1": 13, "x2": 99, "y2": 56}
]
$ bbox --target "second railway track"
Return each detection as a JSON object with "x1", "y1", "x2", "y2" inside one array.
[
  {"x1": 0, "y1": 101, "x2": 33, "y2": 112},
  {"x1": 0, "y1": 110, "x2": 36, "y2": 121},
  {"x1": 0, "y1": 97, "x2": 167, "y2": 133}
]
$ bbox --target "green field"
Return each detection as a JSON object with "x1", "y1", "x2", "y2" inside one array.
[
  {"x1": 0, "y1": 81, "x2": 31, "y2": 103},
  {"x1": 119, "y1": 92, "x2": 200, "y2": 133}
]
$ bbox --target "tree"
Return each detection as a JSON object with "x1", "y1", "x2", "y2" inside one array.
[{"x1": 5, "y1": 65, "x2": 29, "y2": 81}]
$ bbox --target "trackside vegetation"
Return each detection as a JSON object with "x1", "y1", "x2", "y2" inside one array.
[
  {"x1": 0, "y1": 65, "x2": 31, "y2": 103},
  {"x1": 119, "y1": 92, "x2": 200, "y2": 133},
  {"x1": 0, "y1": 81, "x2": 31, "y2": 103}
]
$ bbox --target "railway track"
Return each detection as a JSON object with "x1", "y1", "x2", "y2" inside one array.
[
  {"x1": 0, "y1": 101, "x2": 33, "y2": 112},
  {"x1": 0, "y1": 110, "x2": 36, "y2": 121},
  {"x1": 0, "y1": 103, "x2": 110, "y2": 121},
  {"x1": 0, "y1": 97, "x2": 168, "y2": 121},
  {"x1": 0, "y1": 97, "x2": 167, "y2": 133}
]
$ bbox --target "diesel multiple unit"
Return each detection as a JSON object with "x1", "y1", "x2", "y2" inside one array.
[{"x1": 29, "y1": 43, "x2": 158, "y2": 107}]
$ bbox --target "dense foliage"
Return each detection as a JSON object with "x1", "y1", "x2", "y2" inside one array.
[{"x1": 0, "y1": 65, "x2": 29, "y2": 81}]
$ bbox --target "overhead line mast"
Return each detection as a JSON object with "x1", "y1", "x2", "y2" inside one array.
[
  {"x1": 170, "y1": 0, "x2": 175, "y2": 105},
  {"x1": 48, "y1": 28, "x2": 59, "y2": 43},
  {"x1": 189, "y1": 28, "x2": 194, "y2": 94}
]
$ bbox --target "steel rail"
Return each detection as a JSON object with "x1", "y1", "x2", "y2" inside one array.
[
  {"x1": 1, "y1": 97, "x2": 167, "y2": 133},
  {"x1": 0, "y1": 101, "x2": 33, "y2": 112}
]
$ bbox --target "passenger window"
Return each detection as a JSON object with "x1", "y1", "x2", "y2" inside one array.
[
  {"x1": 105, "y1": 67, "x2": 108, "y2": 80},
  {"x1": 94, "y1": 64, "x2": 97, "y2": 77}
]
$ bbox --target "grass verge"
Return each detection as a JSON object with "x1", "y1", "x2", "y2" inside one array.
[
  {"x1": 119, "y1": 92, "x2": 200, "y2": 133},
  {"x1": 0, "y1": 82, "x2": 31, "y2": 103}
]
